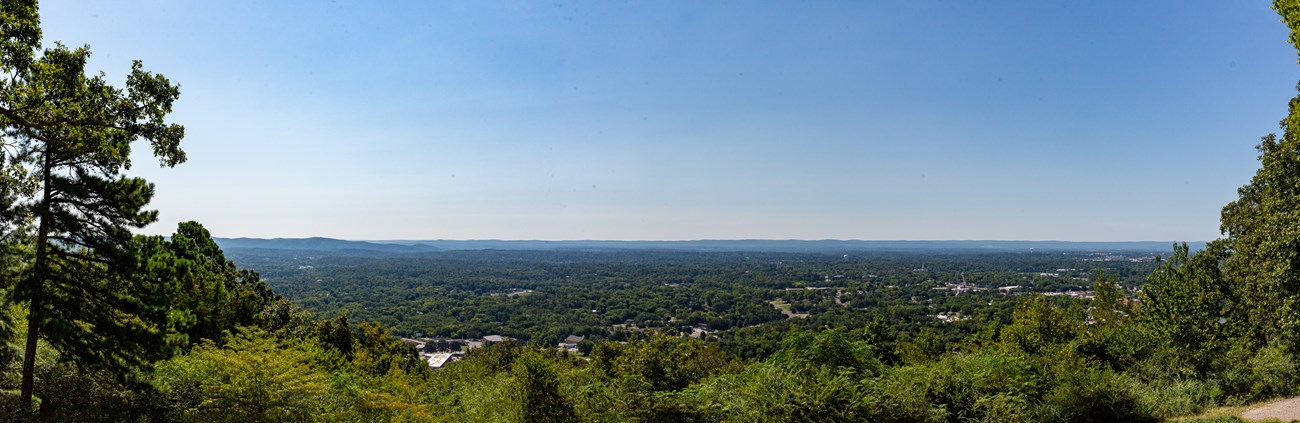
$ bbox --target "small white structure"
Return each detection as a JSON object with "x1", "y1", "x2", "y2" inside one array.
[{"x1": 426, "y1": 352, "x2": 454, "y2": 369}]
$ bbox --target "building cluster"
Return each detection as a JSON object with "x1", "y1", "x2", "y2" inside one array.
[
  {"x1": 932, "y1": 281, "x2": 984, "y2": 295},
  {"x1": 1082, "y1": 253, "x2": 1155, "y2": 263},
  {"x1": 1042, "y1": 291, "x2": 1095, "y2": 300},
  {"x1": 935, "y1": 311, "x2": 968, "y2": 323},
  {"x1": 487, "y1": 289, "x2": 535, "y2": 297},
  {"x1": 401, "y1": 333, "x2": 593, "y2": 368},
  {"x1": 400, "y1": 335, "x2": 512, "y2": 369}
]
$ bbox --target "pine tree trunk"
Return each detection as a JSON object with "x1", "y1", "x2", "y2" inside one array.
[{"x1": 20, "y1": 152, "x2": 52, "y2": 408}]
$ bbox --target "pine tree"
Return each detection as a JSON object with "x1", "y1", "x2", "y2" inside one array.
[
  {"x1": 140, "y1": 221, "x2": 276, "y2": 348},
  {"x1": 0, "y1": 0, "x2": 185, "y2": 407}
]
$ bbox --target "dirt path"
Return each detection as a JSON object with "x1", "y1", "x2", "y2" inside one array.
[{"x1": 1242, "y1": 396, "x2": 1300, "y2": 422}]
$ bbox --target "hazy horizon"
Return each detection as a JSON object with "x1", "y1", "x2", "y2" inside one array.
[{"x1": 220, "y1": 235, "x2": 1208, "y2": 243}]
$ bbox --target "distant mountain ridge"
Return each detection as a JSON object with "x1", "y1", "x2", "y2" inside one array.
[
  {"x1": 213, "y1": 237, "x2": 1205, "y2": 254},
  {"x1": 214, "y1": 237, "x2": 440, "y2": 254}
]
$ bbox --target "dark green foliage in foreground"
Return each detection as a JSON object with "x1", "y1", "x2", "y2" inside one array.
[
  {"x1": 1140, "y1": 242, "x2": 1232, "y2": 376},
  {"x1": 0, "y1": 278, "x2": 1236, "y2": 422},
  {"x1": 66, "y1": 276, "x2": 1300, "y2": 421},
  {"x1": 508, "y1": 351, "x2": 578, "y2": 423},
  {"x1": 142, "y1": 222, "x2": 277, "y2": 348}
]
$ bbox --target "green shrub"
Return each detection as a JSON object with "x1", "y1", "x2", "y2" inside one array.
[
  {"x1": 1032, "y1": 355, "x2": 1155, "y2": 423},
  {"x1": 917, "y1": 349, "x2": 1038, "y2": 421},
  {"x1": 1219, "y1": 343, "x2": 1300, "y2": 403}
]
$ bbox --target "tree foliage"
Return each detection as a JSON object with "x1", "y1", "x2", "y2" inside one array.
[
  {"x1": 152, "y1": 331, "x2": 330, "y2": 422},
  {"x1": 139, "y1": 222, "x2": 276, "y2": 349},
  {"x1": 0, "y1": 0, "x2": 186, "y2": 407},
  {"x1": 508, "y1": 351, "x2": 578, "y2": 423},
  {"x1": 1140, "y1": 242, "x2": 1232, "y2": 374}
]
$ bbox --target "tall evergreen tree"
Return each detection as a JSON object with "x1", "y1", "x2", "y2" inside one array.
[{"x1": 0, "y1": 0, "x2": 185, "y2": 408}]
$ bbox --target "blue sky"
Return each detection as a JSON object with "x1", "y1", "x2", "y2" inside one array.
[{"x1": 38, "y1": 1, "x2": 1299, "y2": 241}]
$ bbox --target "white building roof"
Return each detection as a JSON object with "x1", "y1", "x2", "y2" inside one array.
[{"x1": 426, "y1": 352, "x2": 454, "y2": 369}]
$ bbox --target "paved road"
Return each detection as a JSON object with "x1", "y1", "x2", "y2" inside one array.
[{"x1": 1243, "y1": 396, "x2": 1300, "y2": 422}]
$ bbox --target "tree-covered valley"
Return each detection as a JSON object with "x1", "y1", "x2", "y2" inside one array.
[
  {"x1": 241, "y1": 247, "x2": 1155, "y2": 359},
  {"x1": 7, "y1": 0, "x2": 1300, "y2": 421}
]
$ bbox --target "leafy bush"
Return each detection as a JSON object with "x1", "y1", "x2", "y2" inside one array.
[
  {"x1": 1031, "y1": 350, "x2": 1154, "y2": 423},
  {"x1": 918, "y1": 349, "x2": 1038, "y2": 422},
  {"x1": 150, "y1": 331, "x2": 334, "y2": 421},
  {"x1": 1219, "y1": 343, "x2": 1300, "y2": 403}
]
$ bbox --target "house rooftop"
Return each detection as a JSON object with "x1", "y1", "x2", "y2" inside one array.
[{"x1": 426, "y1": 352, "x2": 454, "y2": 369}]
